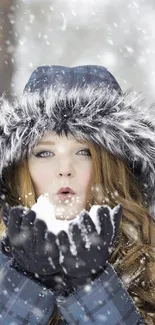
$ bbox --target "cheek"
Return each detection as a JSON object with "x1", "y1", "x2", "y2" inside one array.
[
  {"x1": 28, "y1": 163, "x2": 54, "y2": 194},
  {"x1": 81, "y1": 172, "x2": 92, "y2": 185},
  {"x1": 78, "y1": 164, "x2": 93, "y2": 188},
  {"x1": 36, "y1": 173, "x2": 49, "y2": 186}
]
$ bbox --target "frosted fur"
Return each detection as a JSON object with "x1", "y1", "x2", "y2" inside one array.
[{"x1": 1, "y1": 86, "x2": 155, "y2": 217}]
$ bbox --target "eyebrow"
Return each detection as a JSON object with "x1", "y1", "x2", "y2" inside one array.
[
  {"x1": 37, "y1": 141, "x2": 55, "y2": 146},
  {"x1": 36, "y1": 140, "x2": 86, "y2": 147}
]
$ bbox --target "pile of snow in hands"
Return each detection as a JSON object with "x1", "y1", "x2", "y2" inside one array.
[{"x1": 31, "y1": 194, "x2": 119, "y2": 235}]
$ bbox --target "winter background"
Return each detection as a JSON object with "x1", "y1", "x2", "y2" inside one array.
[{"x1": 0, "y1": 0, "x2": 155, "y2": 102}]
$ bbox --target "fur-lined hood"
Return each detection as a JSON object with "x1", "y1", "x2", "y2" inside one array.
[{"x1": 1, "y1": 85, "x2": 155, "y2": 217}]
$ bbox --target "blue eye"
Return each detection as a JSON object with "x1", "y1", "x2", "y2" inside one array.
[
  {"x1": 77, "y1": 149, "x2": 91, "y2": 157},
  {"x1": 34, "y1": 151, "x2": 53, "y2": 158}
]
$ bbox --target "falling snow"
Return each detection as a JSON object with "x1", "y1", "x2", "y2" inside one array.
[{"x1": 0, "y1": 1, "x2": 154, "y2": 324}]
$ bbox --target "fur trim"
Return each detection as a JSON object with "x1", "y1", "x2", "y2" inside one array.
[{"x1": 1, "y1": 86, "x2": 155, "y2": 217}]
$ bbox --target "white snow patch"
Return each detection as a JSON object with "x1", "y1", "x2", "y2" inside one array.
[
  {"x1": 31, "y1": 194, "x2": 119, "y2": 242},
  {"x1": 31, "y1": 194, "x2": 72, "y2": 235},
  {"x1": 89, "y1": 204, "x2": 118, "y2": 240}
]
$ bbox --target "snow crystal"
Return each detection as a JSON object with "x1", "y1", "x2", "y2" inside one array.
[
  {"x1": 71, "y1": 10, "x2": 77, "y2": 17},
  {"x1": 88, "y1": 205, "x2": 101, "y2": 234},
  {"x1": 97, "y1": 314, "x2": 108, "y2": 321},
  {"x1": 125, "y1": 45, "x2": 134, "y2": 54},
  {"x1": 47, "y1": 256, "x2": 56, "y2": 269},
  {"x1": 83, "y1": 284, "x2": 92, "y2": 292},
  {"x1": 49, "y1": 6, "x2": 54, "y2": 11},
  {"x1": 125, "y1": 225, "x2": 138, "y2": 241},
  {"x1": 121, "y1": 274, "x2": 132, "y2": 285},
  {"x1": 107, "y1": 39, "x2": 114, "y2": 45},
  {"x1": 101, "y1": 52, "x2": 116, "y2": 67},
  {"x1": 32, "y1": 306, "x2": 44, "y2": 318},
  {"x1": 59, "y1": 251, "x2": 64, "y2": 264},
  {"x1": 34, "y1": 273, "x2": 40, "y2": 278},
  {"x1": 67, "y1": 230, "x2": 77, "y2": 255},
  {"x1": 14, "y1": 287, "x2": 20, "y2": 292}
]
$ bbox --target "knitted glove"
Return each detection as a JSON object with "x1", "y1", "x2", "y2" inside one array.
[
  {"x1": 56, "y1": 205, "x2": 122, "y2": 291},
  {"x1": 1, "y1": 203, "x2": 122, "y2": 294},
  {"x1": 1, "y1": 203, "x2": 61, "y2": 276}
]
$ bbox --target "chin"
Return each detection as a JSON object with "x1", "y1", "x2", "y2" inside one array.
[
  {"x1": 56, "y1": 215, "x2": 76, "y2": 221},
  {"x1": 54, "y1": 206, "x2": 83, "y2": 221},
  {"x1": 55, "y1": 212, "x2": 76, "y2": 221}
]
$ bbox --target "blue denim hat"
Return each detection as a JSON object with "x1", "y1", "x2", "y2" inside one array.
[{"x1": 24, "y1": 65, "x2": 122, "y2": 94}]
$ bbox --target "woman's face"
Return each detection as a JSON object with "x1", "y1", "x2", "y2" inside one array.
[{"x1": 28, "y1": 133, "x2": 93, "y2": 220}]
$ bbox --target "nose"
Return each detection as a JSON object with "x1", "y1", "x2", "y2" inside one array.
[
  {"x1": 57, "y1": 159, "x2": 74, "y2": 178},
  {"x1": 59, "y1": 172, "x2": 71, "y2": 177}
]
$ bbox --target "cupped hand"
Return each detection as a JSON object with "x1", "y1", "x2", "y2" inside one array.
[
  {"x1": 1, "y1": 203, "x2": 60, "y2": 276},
  {"x1": 56, "y1": 205, "x2": 122, "y2": 279}
]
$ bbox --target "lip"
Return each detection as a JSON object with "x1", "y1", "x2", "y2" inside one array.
[
  {"x1": 57, "y1": 187, "x2": 75, "y2": 195},
  {"x1": 57, "y1": 193, "x2": 75, "y2": 201}
]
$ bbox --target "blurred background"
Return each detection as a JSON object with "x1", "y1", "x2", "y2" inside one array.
[{"x1": 0, "y1": 0, "x2": 155, "y2": 101}]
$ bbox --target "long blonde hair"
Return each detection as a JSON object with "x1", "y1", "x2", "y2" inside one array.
[{"x1": 0, "y1": 141, "x2": 155, "y2": 324}]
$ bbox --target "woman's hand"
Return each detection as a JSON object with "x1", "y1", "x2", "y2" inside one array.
[
  {"x1": 1, "y1": 204, "x2": 60, "y2": 276},
  {"x1": 1, "y1": 203, "x2": 122, "y2": 293},
  {"x1": 56, "y1": 205, "x2": 122, "y2": 283}
]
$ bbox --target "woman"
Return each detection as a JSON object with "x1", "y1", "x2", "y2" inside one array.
[{"x1": 0, "y1": 65, "x2": 155, "y2": 324}]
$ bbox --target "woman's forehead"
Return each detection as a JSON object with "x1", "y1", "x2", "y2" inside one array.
[{"x1": 37, "y1": 132, "x2": 87, "y2": 146}]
